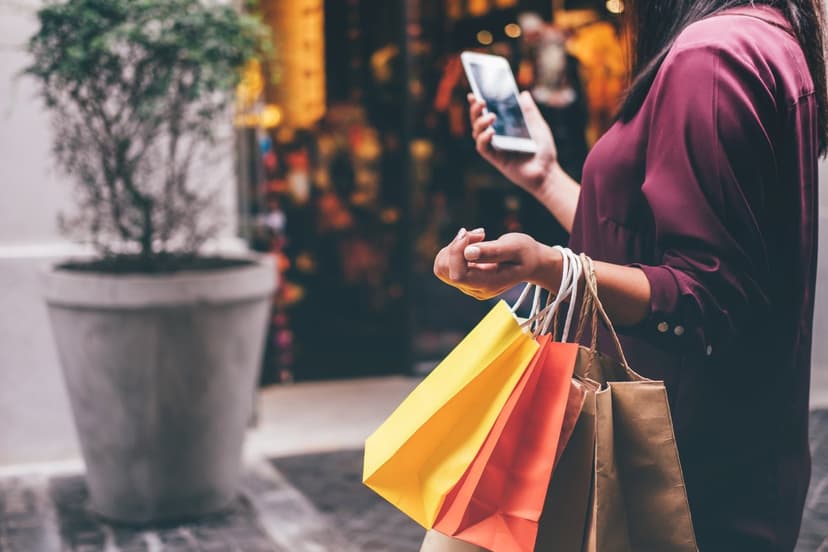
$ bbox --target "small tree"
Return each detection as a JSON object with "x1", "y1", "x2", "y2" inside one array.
[{"x1": 26, "y1": 0, "x2": 267, "y2": 271}]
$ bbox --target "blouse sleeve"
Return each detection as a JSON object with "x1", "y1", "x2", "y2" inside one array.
[{"x1": 631, "y1": 43, "x2": 779, "y2": 357}]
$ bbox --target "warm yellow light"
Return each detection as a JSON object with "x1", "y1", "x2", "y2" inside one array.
[
  {"x1": 236, "y1": 59, "x2": 264, "y2": 109},
  {"x1": 233, "y1": 104, "x2": 283, "y2": 129},
  {"x1": 468, "y1": 0, "x2": 488, "y2": 16},
  {"x1": 260, "y1": 104, "x2": 283, "y2": 129},
  {"x1": 606, "y1": 0, "x2": 625, "y2": 14},
  {"x1": 261, "y1": 0, "x2": 326, "y2": 129},
  {"x1": 504, "y1": 23, "x2": 521, "y2": 38},
  {"x1": 477, "y1": 30, "x2": 493, "y2": 45},
  {"x1": 233, "y1": 113, "x2": 259, "y2": 128}
]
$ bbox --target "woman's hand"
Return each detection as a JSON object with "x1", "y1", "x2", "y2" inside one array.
[
  {"x1": 433, "y1": 228, "x2": 562, "y2": 300},
  {"x1": 433, "y1": 228, "x2": 652, "y2": 327},
  {"x1": 469, "y1": 91, "x2": 559, "y2": 194}
]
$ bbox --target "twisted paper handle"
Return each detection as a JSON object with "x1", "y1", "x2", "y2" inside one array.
[{"x1": 579, "y1": 253, "x2": 630, "y2": 371}]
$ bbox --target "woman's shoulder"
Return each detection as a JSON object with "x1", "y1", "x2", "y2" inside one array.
[
  {"x1": 675, "y1": 5, "x2": 795, "y2": 52},
  {"x1": 665, "y1": 6, "x2": 811, "y2": 100}
]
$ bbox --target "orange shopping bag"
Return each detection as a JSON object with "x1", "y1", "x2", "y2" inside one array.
[{"x1": 432, "y1": 333, "x2": 578, "y2": 552}]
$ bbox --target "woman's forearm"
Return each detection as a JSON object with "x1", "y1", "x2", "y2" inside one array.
[
  {"x1": 533, "y1": 163, "x2": 581, "y2": 233},
  {"x1": 590, "y1": 260, "x2": 652, "y2": 327},
  {"x1": 532, "y1": 245, "x2": 652, "y2": 327}
]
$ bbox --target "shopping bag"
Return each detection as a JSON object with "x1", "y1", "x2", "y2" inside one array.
[
  {"x1": 363, "y1": 300, "x2": 539, "y2": 528},
  {"x1": 534, "y1": 376, "x2": 597, "y2": 552},
  {"x1": 535, "y1": 253, "x2": 697, "y2": 551},
  {"x1": 432, "y1": 334, "x2": 579, "y2": 552},
  {"x1": 584, "y1": 350, "x2": 697, "y2": 551},
  {"x1": 553, "y1": 378, "x2": 588, "y2": 470}
]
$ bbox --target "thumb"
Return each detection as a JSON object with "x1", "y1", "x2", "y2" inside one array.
[
  {"x1": 518, "y1": 91, "x2": 551, "y2": 140},
  {"x1": 518, "y1": 91, "x2": 542, "y2": 121},
  {"x1": 464, "y1": 239, "x2": 520, "y2": 263}
]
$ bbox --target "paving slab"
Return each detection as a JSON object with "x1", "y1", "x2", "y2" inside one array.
[{"x1": 3, "y1": 411, "x2": 828, "y2": 551}]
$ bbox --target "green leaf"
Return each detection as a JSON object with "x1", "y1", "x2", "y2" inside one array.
[{"x1": 25, "y1": 0, "x2": 271, "y2": 259}]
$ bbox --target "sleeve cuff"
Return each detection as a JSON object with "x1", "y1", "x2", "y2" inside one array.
[{"x1": 626, "y1": 264, "x2": 712, "y2": 357}]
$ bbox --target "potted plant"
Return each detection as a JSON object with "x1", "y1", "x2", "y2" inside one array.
[{"x1": 26, "y1": 0, "x2": 274, "y2": 524}]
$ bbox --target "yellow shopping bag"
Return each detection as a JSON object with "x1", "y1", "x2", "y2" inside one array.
[{"x1": 363, "y1": 300, "x2": 539, "y2": 528}]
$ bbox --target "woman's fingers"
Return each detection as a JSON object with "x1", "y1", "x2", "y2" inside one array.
[
  {"x1": 434, "y1": 228, "x2": 484, "y2": 281},
  {"x1": 463, "y1": 264, "x2": 519, "y2": 297},
  {"x1": 517, "y1": 91, "x2": 542, "y2": 128},
  {"x1": 468, "y1": 94, "x2": 485, "y2": 121},
  {"x1": 448, "y1": 229, "x2": 469, "y2": 282},
  {"x1": 464, "y1": 239, "x2": 520, "y2": 264},
  {"x1": 433, "y1": 248, "x2": 450, "y2": 283},
  {"x1": 475, "y1": 127, "x2": 496, "y2": 157},
  {"x1": 433, "y1": 228, "x2": 459, "y2": 283},
  {"x1": 472, "y1": 112, "x2": 496, "y2": 140},
  {"x1": 469, "y1": 95, "x2": 507, "y2": 165},
  {"x1": 518, "y1": 90, "x2": 554, "y2": 147},
  {"x1": 435, "y1": 228, "x2": 529, "y2": 299},
  {"x1": 466, "y1": 227, "x2": 486, "y2": 243}
]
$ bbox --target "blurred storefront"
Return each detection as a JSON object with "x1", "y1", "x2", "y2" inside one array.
[{"x1": 234, "y1": 0, "x2": 628, "y2": 383}]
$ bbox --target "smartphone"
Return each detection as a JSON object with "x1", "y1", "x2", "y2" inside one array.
[{"x1": 461, "y1": 51, "x2": 537, "y2": 154}]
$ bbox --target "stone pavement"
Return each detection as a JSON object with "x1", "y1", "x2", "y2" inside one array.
[
  {"x1": 272, "y1": 450, "x2": 424, "y2": 551},
  {"x1": 0, "y1": 460, "x2": 358, "y2": 552},
  {"x1": 3, "y1": 413, "x2": 828, "y2": 551}
]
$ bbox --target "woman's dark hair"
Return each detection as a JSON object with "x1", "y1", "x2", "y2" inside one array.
[{"x1": 620, "y1": 0, "x2": 828, "y2": 155}]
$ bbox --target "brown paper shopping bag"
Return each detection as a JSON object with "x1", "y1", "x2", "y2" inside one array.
[
  {"x1": 535, "y1": 253, "x2": 697, "y2": 552},
  {"x1": 534, "y1": 376, "x2": 596, "y2": 552}
]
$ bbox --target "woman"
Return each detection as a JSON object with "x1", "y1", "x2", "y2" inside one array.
[{"x1": 432, "y1": 0, "x2": 826, "y2": 549}]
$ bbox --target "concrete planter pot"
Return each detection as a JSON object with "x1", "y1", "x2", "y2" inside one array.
[{"x1": 41, "y1": 256, "x2": 276, "y2": 524}]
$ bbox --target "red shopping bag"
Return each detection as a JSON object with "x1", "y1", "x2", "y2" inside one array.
[{"x1": 432, "y1": 334, "x2": 578, "y2": 552}]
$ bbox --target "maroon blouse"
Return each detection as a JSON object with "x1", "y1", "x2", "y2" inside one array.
[{"x1": 569, "y1": 6, "x2": 819, "y2": 550}]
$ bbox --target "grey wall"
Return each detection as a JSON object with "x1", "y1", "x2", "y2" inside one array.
[{"x1": 0, "y1": 3, "x2": 74, "y2": 245}]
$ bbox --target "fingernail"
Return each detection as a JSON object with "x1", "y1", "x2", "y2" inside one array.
[
  {"x1": 464, "y1": 246, "x2": 481, "y2": 260},
  {"x1": 455, "y1": 228, "x2": 467, "y2": 240},
  {"x1": 469, "y1": 227, "x2": 485, "y2": 234}
]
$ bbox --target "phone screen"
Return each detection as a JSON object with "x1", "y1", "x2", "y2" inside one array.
[{"x1": 468, "y1": 62, "x2": 531, "y2": 139}]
